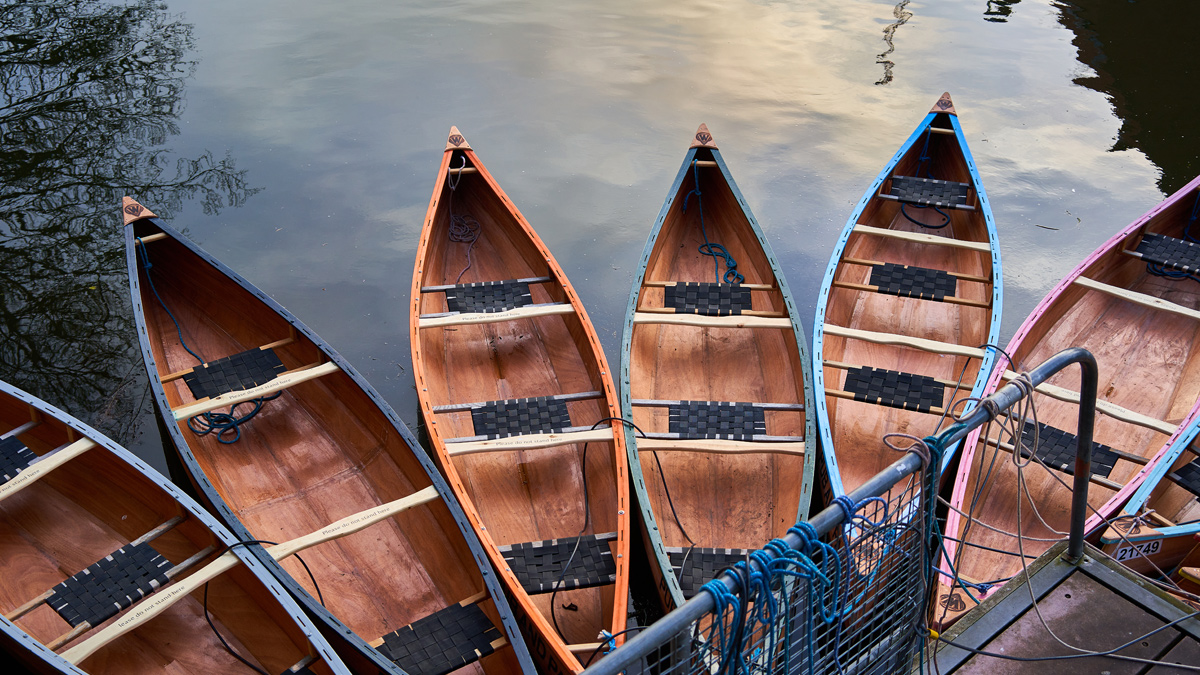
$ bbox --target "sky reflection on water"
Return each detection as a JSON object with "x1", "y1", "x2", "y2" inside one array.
[{"x1": 3, "y1": 0, "x2": 1196, "y2": 470}]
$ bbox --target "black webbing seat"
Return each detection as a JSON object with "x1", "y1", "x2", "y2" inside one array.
[
  {"x1": 445, "y1": 280, "x2": 533, "y2": 314},
  {"x1": 182, "y1": 347, "x2": 286, "y2": 400},
  {"x1": 887, "y1": 175, "x2": 971, "y2": 208},
  {"x1": 376, "y1": 601, "x2": 502, "y2": 675},
  {"x1": 0, "y1": 436, "x2": 37, "y2": 485},
  {"x1": 664, "y1": 282, "x2": 752, "y2": 316},
  {"x1": 869, "y1": 262, "x2": 957, "y2": 302},
  {"x1": 46, "y1": 541, "x2": 173, "y2": 628},
  {"x1": 1019, "y1": 421, "x2": 1119, "y2": 479},
  {"x1": 842, "y1": 366, "x2": 946, "y2": 413},
  {"x1": 498, "y1": 533, "x2": 617, "y2": 594},
  {"x1": 1168, "y1": 459, "x2": 1200, "y2": 498},
  {"x1": 471, "y1": 395, "x2": 572, "y2": 439},
  {"x1": 1133, "y1": 233, "x2": 1200, "y2": 274},
  {"x1": 668, "y1": 401, "x2": 765, "y2": 440},
  {"x1": 667, "y1": 547, "x2": 751, "y2": 599}
]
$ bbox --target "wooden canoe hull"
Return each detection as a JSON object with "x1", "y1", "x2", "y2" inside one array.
[
  {"x1": 942, "y1": 174, "x2": 1200, "y2": 624},
  {"x1": 0, "y1": 379, "x2": 349, "y2": 675},
  {"x1": 124, "y1": 202, "x2": 535, "y2": 675},
  {"x1": 814, "y1": 94, "x2": 1003, "y2": 502},
  {"x1": 620, "y1": 126, "x2": 817, "y2": 611},
  {"x1": 410, "y1": 129, "x2": 630, "y2": 675}
]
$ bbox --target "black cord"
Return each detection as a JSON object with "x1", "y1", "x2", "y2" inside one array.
[
  {"x1": 581, "y1": 625, "x2": 647, "y2": 667},
  {"x1": 203, "y1": 581, "x2": 271, "y2": 675}
]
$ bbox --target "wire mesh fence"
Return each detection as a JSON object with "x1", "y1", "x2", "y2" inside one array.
[{"x1": 587, "y1": 453, "x2": 936, "y2": 675}]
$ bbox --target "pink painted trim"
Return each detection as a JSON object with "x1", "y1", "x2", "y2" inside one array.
[{"x1": 940, "y1": 173, "x2": 1200, "y2": 599}]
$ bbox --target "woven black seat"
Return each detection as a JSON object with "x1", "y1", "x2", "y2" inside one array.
[
  {"x1": 664, "y1": 282, "x2": 752, "y2": 316},
  {"x1": 1018, "y1": 421, "x2": 1119, "y2": 479},
  {"x1": 376, "y1": 601, "x2": 502, "y2": 675},
  {"x1": 445, "y1": 279, "x2": 532, "y2": 314},
  {"x1": 0, "y1": 436, "x2": 36, "y2": 485},
  {"x1": 471, "y1": 395, "x2": 571, "y2": 439},
  {"x1": 888, "y1": 175, "x2": 971, "y2": 208},
  {"x1": 498, "y1": 533, "x2": 617, "y2": 594},
  {"x1": 1134, "y1": 233, "x2": 1200, "y2": 274},
  {"x1": 869, "y1": 263, "x2": 957, "y2": 302},
  {"x1": 842, "y1": 366, "x2": 945, "y2": 413},
  {"x1": 668, "y1": 401, "x2": 765, "y2": 441},
  {"x1": 183, "y1": 347, "x2": 286, "y2": 400},
  {"x1": 667, "y1": 547, "x2": 751, "y2": 599},
  {"x1": 47, "y1": 541, "x2": 172, "y2": 627},
  {"x1": 1168, "y1": 459, "x2": 1200, "y2": 498}
]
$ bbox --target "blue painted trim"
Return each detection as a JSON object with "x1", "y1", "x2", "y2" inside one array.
[
  {"x1": 0, "y1": 378, "x2": 352, "y2": 675},
  {"x1": 125, "y1": 216, "x2": 537, "y2": 675},
  {"x1": 1120, "y1": 414, "x2": 1200, "y2": 518},
  {"x1": 812, "y1": 109, "x2": 1003, "y2": 500}
]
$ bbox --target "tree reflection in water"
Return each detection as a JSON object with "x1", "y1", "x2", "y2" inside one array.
[{"x1": 0, "y1": 0, "x2": 256, "y2": 448}]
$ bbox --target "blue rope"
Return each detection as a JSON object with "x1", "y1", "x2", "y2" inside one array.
[
  {"x1": 683, "y1": 159, "x2": 745, "y2": 285},
  {"x1": 137, "y1": 235, "x2": 277, "y2": 444}
]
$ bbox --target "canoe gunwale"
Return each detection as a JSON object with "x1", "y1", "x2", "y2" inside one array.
[
  {"x1": 812, "y1": 105, "x2": 1004, "y2": 501},
  {"x1": 618, "y1": 139, "x2": 818, "y2": 612},
  {"x1": 125, "y1": 212, "x2": 535, "y2": 675},
  {"x1": 409, "y1": 138, "x2": 630, "y2": 675}
]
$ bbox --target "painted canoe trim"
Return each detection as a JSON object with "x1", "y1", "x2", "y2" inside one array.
[
  {"x1": 410, "y1": 129, "x2": 631, "y2": 675},
  {"x1": 811, "y1": 95, "x2": 1003, "y2": 500},
  {"x1": 123, "y1": 200, "x2": 536, "y2": 675},
  {"x1": 941, "y1": 172, "x2": 1200, "y2": 616},
  {"x1": 618, "y1": 125, "x2": 818, "y2": 612},
  {"x1": 0, "y1": 378, "x2": 350, "y2": 675}
]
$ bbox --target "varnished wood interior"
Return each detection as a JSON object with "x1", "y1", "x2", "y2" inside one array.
[
  {"x1": 945, "y1": 183, "x2": 1200, "y2": 619},
  {"x1": 628, "y1": 149, "x2": 809, "y2": 552},
  {"x1": 823, "y1": 115, "x2": 995, "y2": 495},
  {"x1": 411, "y1": 145, "x2": 628, "y2": 673},
  {"x1": 130, "y1": 218, "x2": 523, "y2": 675},
  {"x1": 0, "y1": 389, "x2": 334, "y2": 675}
]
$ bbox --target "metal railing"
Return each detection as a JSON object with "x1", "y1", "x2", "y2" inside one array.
[{"x1": 586, "y1": 348, "x2": 1098, "y2": 675}]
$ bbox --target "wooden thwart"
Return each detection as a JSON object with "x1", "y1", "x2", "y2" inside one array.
[
  {"x1": 998, "y1": 371, "x2": 1177, "y2": 436},
  {"x1": 445, "y1": 428, "x2": 615, "y2": 456},
  {"x1": 851, "y1": 225, "x2": 991, "y2": 252},
  {"x1": 0, "y1": 438, "x2": 96, "y2": 504},
  {"x1": 830, "y1": 279, "x2": 989, "y2": 308},
  {"x1": 171, "y1": 361, "x2": 340, "y2": 420},
  {"x1": 1074, "y1": 275, "x2": 1200, "y2": 323},
  {"x1": 822, "y1": 324, "x2": 988, "y2": 360},
  {"x1": 1, "y1": 420, "x2": 39, "y2": 440},
  {"x1": 62, "y1": 485, "x2": 441, "y2": 664},
  {"x1": 419, "y1": 303, "x2": 575, "y2": 328},
  {"x1": 633, "y1": 312, "x2": 792, "y2": 329},
  {"x1": 134, "y1": 232, "x2": 169, "y2": 244},
  {"x1": 636, "y1": 306, "x2": 785, "y2": 318},
  {"x1": 631, "y1": 399, "x2": 804, "y2": 412},
  {"x1": 642, "y1": 280, "x2": 776, "y2": 291},
  {"x1": 433, "y1": 390, "x2": 603, "y2": 414},
  {"x1": 421, "y1": 276, "x2": 552, "y2": 293},
  {"x1": 636, "y1": 437, "x2": 805, "y2": 457}
]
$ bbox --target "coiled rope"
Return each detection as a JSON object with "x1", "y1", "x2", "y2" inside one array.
[
  {"x1": 446, "y1": 154, "x2": 481, "y2": 284},
  {"x1": 683, "y1": 158, "x2": 744, "y2": 284}
]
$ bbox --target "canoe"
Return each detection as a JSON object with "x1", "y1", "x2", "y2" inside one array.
[
  {"x1": 812, "y1": 92, "x2": 1002, "y2": 503},
  {"x1": 1089, "y1": 176, "x2": 1200, "y2": 577},
  {"x1": 940, "y1": 174, "x2": 1200, "y2": 626},
  {"x1": 410, "y1": 128, "x2": 630, "y2": 674},
  {"x1": 123, "y1": 198, "x2": 536, "y2": 675},
  {"x1": 0, "y1": 378, "x2": 349, "y2": 675},
  {"x1": 619, "y1": 124, "x2": 817, "y2": 611}
]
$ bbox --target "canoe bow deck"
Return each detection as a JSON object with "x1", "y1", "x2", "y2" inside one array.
[
  {"x1": 0, "y1": 379, "x2": 349, "y2": 675},
  {"x1": 123, "y1": 197, "x2": 535, "y2": 675},
  {"x1": 941, "y1": 174, "x2": 1200, "y2": 626},
  {"x1": 411, "y1": 128, "x2": 630, "y2": 675},
  {"x1": 621, "y1": 124, "x2": 817, "y2": 611}
]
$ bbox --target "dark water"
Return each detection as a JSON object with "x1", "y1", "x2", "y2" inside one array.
[{"x1": 1, "y1": 0, "x2": 1198, "y2": 479}]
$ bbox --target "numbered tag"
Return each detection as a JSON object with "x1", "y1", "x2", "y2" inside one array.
[{"x1": 1114, "y1": 538, "x2": 1162, "y2": 562}]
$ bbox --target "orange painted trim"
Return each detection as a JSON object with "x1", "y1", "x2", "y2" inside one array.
[{"x1": 411, "y1": 130, "x2": 630, "y2": 674}]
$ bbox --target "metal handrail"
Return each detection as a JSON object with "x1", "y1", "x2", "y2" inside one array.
[{"x1": 584, "y1": 347, "x2": 1097, "y2": 675}]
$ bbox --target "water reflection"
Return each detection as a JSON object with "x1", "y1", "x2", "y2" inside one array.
[
  {"x1": 984, "y1": 0, "x2": 1021, "y2": 23},
  {"x1": 1058, "y1": 0, "x2": 1200, "y2": 193},
  {"x1": 0, "y1": 0, "x2": 255, "y2": 458},
  {"x1": 875, "y1": 1, "x2": 913, "y2": 85}
]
